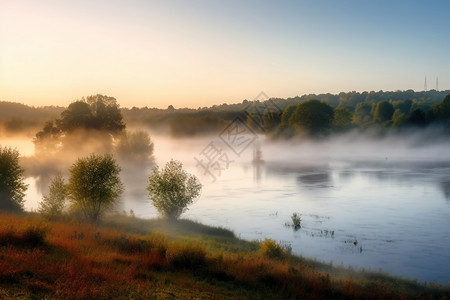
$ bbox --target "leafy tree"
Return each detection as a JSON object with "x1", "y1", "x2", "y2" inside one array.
[
  {"x1": 408, "y1": 108, "x2": 427, "y2": 127},
  {"x1": 332, "y1": 107, "x2": 353, "y2": 130},
  {"x1": 432, "y1": 95, "x2": 450, "y2": 121},
  {"x1": 86, "y1": 94, "x2": 125, "y2": 133},
  {"x1": 58, "y1": 101, "x2": 93, "y2": 133},
  {"x1": 0, "y1": 146, "x2": 27, "y2": 212},
  {"x1": 34, "y1": 95, "x2": 126, "y2": 154},
  {"x1": 392, "y1": 99, "x2": 412, "y2": 115},
  {"x1": 38, "y1": 173, "x2": 66, "y2": 220},
  {"x1": 262, "y1": 107, "x2": 281, "y2": 132},
  {"x1": 374, "y1": 101, "x2": 394, "y2": 123},
  {"x1": 147, "y1": 159, "x2": 202, "y2": 220},
  {"x1": 67, "y1": 154, "x2": 123, "y2": 222},
  {"x1": 353, "y1": 102, "x2": 373, "y2": 125},
  {"x1": 33, "y1": 120, "x2": 61, "y2": 155},
  {"x1": 115, "y1": 130, "x2": 155, "y2": 167},
  {"x1": 290, "y1": 100, "x2": 334, "y2": 136},
  {"x1": 276, "y1": 104, "x2": 297, "y2": 138},
  {"x1": 392, "y1": 109, "x2": 408, "y2": 127}
]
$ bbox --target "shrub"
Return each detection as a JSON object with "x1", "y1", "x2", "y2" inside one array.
[
  {"x1": 291, "y1": 213, "x2": 301, "y2": 230},
  {"x1": 260, "y1": 238, "x2": 286, "y2": 260},
  {"x1": 166, "y1": 242, "x2": 207, "y2": 269}
]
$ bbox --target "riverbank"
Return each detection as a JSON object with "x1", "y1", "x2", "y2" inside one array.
[{"x1": 0, "y1": 212, "x2": 448, "y2": 299}]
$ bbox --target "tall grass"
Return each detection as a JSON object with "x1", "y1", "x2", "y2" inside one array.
[{"x1": 0, "y1": 213, "x2": 448, "y2": 299}]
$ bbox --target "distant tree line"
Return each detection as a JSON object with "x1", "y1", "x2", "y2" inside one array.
[
  {"x1": 118, "y1": 89, "x2": 450, "y2": 137},
  {"x1": 2, "y1": 89, "x2": 450, "y2": 138}
]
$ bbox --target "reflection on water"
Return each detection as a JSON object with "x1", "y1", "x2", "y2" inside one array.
[
  {"x1": 440, "y1": 181, "x2": 450, "y2": 202},
  {"x1": 4, "y1": 135, "x2": 450, "y2": 284}
]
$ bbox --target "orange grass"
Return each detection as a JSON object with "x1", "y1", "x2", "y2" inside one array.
[{"x1": 0, "y1": 213, "x2": 448, "y2": 299}]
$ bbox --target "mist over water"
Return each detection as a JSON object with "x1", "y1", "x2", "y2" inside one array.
[{"x1": 2, "y1": 129, "x2": 450, "y2": 283}]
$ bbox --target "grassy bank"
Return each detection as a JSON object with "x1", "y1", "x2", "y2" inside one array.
[{"x1": 0, "y1": 213, "x2": 448, "y2": 299}]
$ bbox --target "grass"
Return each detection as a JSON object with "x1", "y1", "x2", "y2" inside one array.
[{"x1": 0, "y1": 212, "x2": 449, "y2": 299}]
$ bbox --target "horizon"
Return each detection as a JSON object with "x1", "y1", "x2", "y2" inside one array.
[
  {"x1": 1, "y1": 1, "x2": 449, "y2": 108},
  {"x1": 2, "y1": 88, "x2": 450, "y2": 110}
]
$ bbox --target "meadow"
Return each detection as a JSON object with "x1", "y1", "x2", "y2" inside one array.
[{"x1": 0, "y1": 212, "x2": 449, "y2": 299}]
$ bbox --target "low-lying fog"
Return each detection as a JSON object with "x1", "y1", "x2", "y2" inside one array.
[{"x1": 2, "y1": 128, "x2": 450, "y2": 283}]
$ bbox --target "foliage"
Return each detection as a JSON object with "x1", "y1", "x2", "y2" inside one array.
[
  {"x1": 147, "y1": 160, "x2": 202, "y2": 220},
  {"x1": 0, "y1": 214, "x2": 448, "y2": 299},
  {"x1": 67, "y1": 154, "x2": 123, "y2": 222},
  {"x1": 262, "y1": 107, "x2": 282, "y2": 132},
  {"x1": 291, "y1": 213, "x2": 301, "y2": 230},
  {"x1": 58, "y1": 95, "x2": 125, "y2": 134},
  {"x1": 374, "y1": 101, "x2": 394, "y2": 123},
  {"x1": 0, "y1": 146, "x2": 27, "y2": 212},
  {"x1": 353, "y1": 102, "x2": 373, "y2": 125},
  {"x1": 38, "y1": 173, "x2": 67, "y2": 220},
  {"x1": 408, "y1": 108, "x2": 427, "y2": 127},
  {"x1": 432, "y1": 94, "x2": 450, "y2": 121},
  {"x1": 166, "y1": 242, "x2": 207, "y2": 269},
  {"x1": 392, "y1": 109, "x2": 408, "y2": 127},
  {"x1": 290, "y1": 100, "x2": 334, "y2": 136},
  {"x1": 115, "y1": 130, "x2": 154, "y2": 166},
  {"x1": 260, "y1": 238, "x2": 286, "y2": 260},
  {"x1": 34, "y1": 94, "x2": 125, "y2": 154},
  {"x1": 332, "y1": 107, "x2": 353, "y2": 130}
]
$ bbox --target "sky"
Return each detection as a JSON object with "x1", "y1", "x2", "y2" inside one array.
[{"x1": 1, "y1": 0, "x2": 450, "y2": 109}]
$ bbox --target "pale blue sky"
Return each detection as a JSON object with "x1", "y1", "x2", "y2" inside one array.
[{"x1": 1, "y1": 0, "x2": 449, "y2": 108}]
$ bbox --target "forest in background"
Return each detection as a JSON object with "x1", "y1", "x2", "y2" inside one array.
[{"x1": 1, "y1": 89, "x2": 450, "y2": 138}]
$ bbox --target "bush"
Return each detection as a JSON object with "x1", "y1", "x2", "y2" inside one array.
[
  {"x1": 260, "y1": 238, "x2": 286, "y2": 260},
  {"x1": 0, "y1": 224, "x2": 47, "y2": 248},
  {"x1": 147, "y1": 160, "x2": 202, "y2": 220},
  {"x1": 166, "y1": 242, "x2": 207, "y2": 269}
]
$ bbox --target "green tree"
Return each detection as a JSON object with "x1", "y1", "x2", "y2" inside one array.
[
  {"x1": 33, "y1": 120, "x2": 61, "y2": 155},
  {"x1": 86, "y1": 94, "x2": 125, "y2": 133},
  {"x1": 290, "y1": 100, "x2": 334, "y2": 136},
  {"x1": 0, "y1": 146, "x2": 28, "y2": 212},
  {"x1": 147, "y1": 159, "x2": 202, "y2": 220},
  {"x1": 276, "y1": 104, "x2": 297, "y2": 138},
  {"x1": 67, "y1": 154, "x2": 123, "y2": 222},
  {"x1": 115, "y1": 130, "x2": 155, "y2": 167},
  {"x1": 392, "y1": 109, "x2": 408, "y2": 127},
  {"x1": 408, "y1": 108, "x2": 427, "y2": 127},
  {"x1": 332, "y1": 107, "x2": 353, "y2": 130},
  {"x1": 38, "y1": 173, "x2": 67, "y2": 220},
  {"x1": 262, "y1": 107, "x2": 281, "y2": 132},
  {"x1": 432, "y1": 95, "x2": 450, "y2": 121},
  {"x1": 58, "y1": 101, "x2": 93, "y2": 133},
  {"x1": 353, "y1": 102, "x2": 373, "y2": 125},
  {"x1": 374, "y1": 101, "x2": 394, "y2": 123}
]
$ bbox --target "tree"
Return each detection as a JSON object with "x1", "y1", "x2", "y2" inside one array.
[
  {"x1": 276, "y1": 104, "x2": 297, "y2": 138},
  {"x1": 408, "y1": 108, "x2": 427, "y2": 127},
  {"x1": 115, "y1": 130, "x2": 155, "y2": 167},
  {"x1": 262, "y1": 107, "x2": 281, "y2": 132},
  {"x1": 85, "y1": 94, "x2": 125, "y2": 133},
  {"x1": 392, "y1": 109, "x2": 408, "y2": 127},
  {"x1": 353, "y1": 102, "x2": 373, "y2": 125},
  {"x1": 38, "y1": 173, "x2": 66, "y2": 220},
  {"x1": 0, "y1": 146, "x2": 28, "y2": 212},
  {"x1": 67, "y1": 154, "x2": 123, "y2": 222},
  {"x1": 58, "y1": 101, "x2": 93, "y2": 133},
  {"x1": 432, "y1": 94, "x2": 450, "y2": 121},
  {"x1": 290, "y1": 100, "x2": 334, "y2": 136},
  {"x1": 373, "y1": 101, "x2": 394, "y2": 123},
  {"x1": 147, "y1": 159, "x2": 202, "y2": 220},
  {"x1": 332, "y1": 107, "x2": 353, "y2": 130}
]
